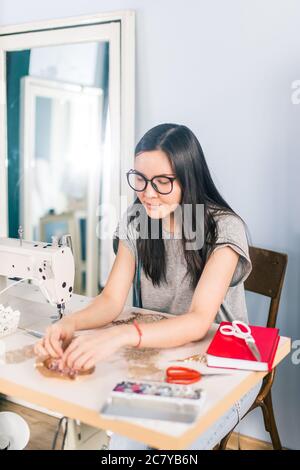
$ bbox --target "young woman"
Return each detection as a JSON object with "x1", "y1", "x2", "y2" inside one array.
[{"x1": 35, "y1": 124, "x2": 259, "y2": 449}]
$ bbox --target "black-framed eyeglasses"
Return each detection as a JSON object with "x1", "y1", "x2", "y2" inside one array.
[{"x1": 126, "y1": 169, "x2": 177, "y2": 195}]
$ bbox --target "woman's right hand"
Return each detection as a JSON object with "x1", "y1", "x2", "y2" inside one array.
[{"x1": 34, "y1": 317, "x2": 75, "y2": 359}]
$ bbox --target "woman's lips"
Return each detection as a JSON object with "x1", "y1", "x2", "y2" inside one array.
[{"x1": 145, "y1": 202, "x2": 162, "y2": 210}]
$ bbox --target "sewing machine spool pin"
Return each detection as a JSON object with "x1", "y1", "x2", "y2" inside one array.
[{"x1": 18, "y1": 226, "x2": 23, "y2": 247}]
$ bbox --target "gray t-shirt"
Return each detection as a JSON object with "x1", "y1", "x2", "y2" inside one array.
[{"x1": 114, "y1": 206, "x2": 252, "y2": 324}]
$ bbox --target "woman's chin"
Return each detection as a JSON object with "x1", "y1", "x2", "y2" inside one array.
[{"x1": 145, "y1": 208, "x2": 162, "y2": 219}]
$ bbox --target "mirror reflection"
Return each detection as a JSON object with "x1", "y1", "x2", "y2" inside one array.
[{"x1": 6, "y1": 41, "x2": 110, "y2": 296}]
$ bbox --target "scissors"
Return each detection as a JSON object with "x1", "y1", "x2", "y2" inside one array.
[
  {"x1": 165, "y1": 366, "x2": 201, "y2": 384},
  {"x1": 219, "y1": 321, "x2": 261, "y2": 361}
]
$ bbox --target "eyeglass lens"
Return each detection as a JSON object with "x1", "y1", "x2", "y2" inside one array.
[{"x1": 127, "y1": 172, "x2": 173, "y2": 194}]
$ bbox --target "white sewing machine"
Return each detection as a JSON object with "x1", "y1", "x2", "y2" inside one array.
[{"x1": 0, "y1": 234, "x2": 75, "y2": 320}]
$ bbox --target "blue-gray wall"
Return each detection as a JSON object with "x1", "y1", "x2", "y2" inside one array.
[{"x1": 1, "y1": 0, "x2": 299, "y2": 449}]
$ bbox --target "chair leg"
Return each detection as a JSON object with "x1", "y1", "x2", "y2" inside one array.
[
  {"x1": 260, "y1": 391, "x2": 282, "y2": 450},
  {"x1": 218, "y1": 431, "x2": 233, "y2": 450},
  {"x1": 216, "y1": 396, "x2": 258, "y2": 450}
]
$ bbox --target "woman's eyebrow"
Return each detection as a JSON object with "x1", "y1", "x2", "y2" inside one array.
[{"x1": 134, "y1": 170, "x2": 176, "y2": 177}]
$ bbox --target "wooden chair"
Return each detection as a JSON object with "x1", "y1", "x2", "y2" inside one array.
[{"x1": 218, "y1": 246, "x2": 288, "y2": 450}]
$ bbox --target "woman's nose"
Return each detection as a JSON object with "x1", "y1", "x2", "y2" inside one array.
[{"x1": 144, "y1": 182, "x2": 158, "y2": 198}]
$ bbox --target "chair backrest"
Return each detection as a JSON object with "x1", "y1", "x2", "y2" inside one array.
[{"x1": 245, "y1": 246, "x2": 288, "y2": 328}]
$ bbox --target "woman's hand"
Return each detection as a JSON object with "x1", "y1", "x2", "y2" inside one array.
[
  {"x1": 34, "y1": 317, "x2": 75, "y2": 358},
  {"x1": 61, "y1": 325, "x2": 136, "y2": 371}
]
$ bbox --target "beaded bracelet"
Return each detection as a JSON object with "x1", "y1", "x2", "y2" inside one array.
[{"x1": 132, "y1": 320, "x2": 142, "y2": 348}]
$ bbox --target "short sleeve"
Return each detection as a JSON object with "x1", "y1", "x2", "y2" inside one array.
[
  {"x1": 211, "y1": 214, "x2": 252, "y2": 287},
  {"x1": 113, "y1": 206, "x2": 139, "y2": 260}
]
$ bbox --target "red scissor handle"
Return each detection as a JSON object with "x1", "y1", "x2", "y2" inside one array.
[{"x1": 165, "y1": 366, "x2": 201, "y2": 385}]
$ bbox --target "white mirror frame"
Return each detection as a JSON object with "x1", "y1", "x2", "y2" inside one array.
[{"x1": 0, "y1": 11, "x2": 135, "y2": 296}]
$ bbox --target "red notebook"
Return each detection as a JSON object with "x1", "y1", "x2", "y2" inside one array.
[{"x1": 206, "y1": 322, "x2": 280, "y2": 371}]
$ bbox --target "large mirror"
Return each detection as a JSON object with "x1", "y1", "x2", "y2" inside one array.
[{"x1": 0, "y1": 13, "x2": 135, "y2": 297}]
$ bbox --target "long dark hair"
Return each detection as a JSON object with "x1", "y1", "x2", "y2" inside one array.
[{"x1": 130, "y1": 123, "x2": 239, "y2": 288}]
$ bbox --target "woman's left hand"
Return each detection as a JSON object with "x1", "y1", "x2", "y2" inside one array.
[{"x1": 60, "y1": 325, "x2": 136, "y2": 371}]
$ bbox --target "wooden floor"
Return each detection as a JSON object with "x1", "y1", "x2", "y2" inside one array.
[{"x1": 0, "y1": 398, "x2": 273, "y2": 450}]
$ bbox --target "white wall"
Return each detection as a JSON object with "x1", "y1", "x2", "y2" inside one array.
[{"x1": 1, "y1": 0, "x2": 299, "y2": 449}]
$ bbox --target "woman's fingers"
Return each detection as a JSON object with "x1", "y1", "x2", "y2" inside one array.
[
  {"x1": 81, "y1": 358, "x2": 95, "y2": 371},
  {"x1": 48, "y1": 329, "x2": 64, "y2": 357},
  {"x1": 34, "y1": 339, "x2": 48, "y2": 357},
  {"x1": 63, "y1": 341, "x2": 87, "y2": 369},
  {"x1": 44, "y1": 334, "x2": 60, "y2": 358},
  {"x1": 66, "y1": 349, "x2": 84, "y2": 369},
  {"x1": 34, "y1": 322, "x2": 76, "y2": 364},
  {"x1": 72, "y1": 351, "x2": 94, "y2": 371},
  {"x1": 61, "y1": 337, "x2": 80, "y2": 362}
]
